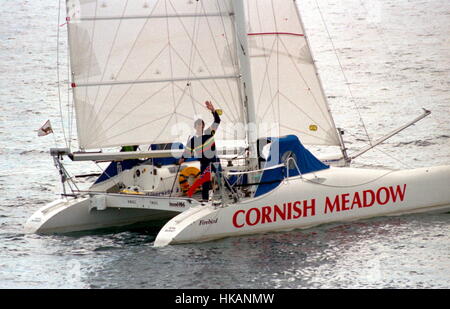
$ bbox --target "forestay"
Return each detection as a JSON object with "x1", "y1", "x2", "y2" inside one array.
[
  {"x1": 245, "y1": 0, "x2": 340, "y2": 146},
  {"x1": 68, "y1": 0, "x2": 245, "y2": 149}
]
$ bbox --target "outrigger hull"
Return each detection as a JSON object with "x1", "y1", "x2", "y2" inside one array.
[
  {"x1": 24, "y1": 194, "x2": 198, "y2": 234},
  {"x1": 154, "y1": 165, "x2": 450, "y2": 246}
]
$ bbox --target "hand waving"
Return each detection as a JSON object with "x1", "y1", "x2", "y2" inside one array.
[{"x1": 205, "y1": 101, "x2": 215, "y2": 112}]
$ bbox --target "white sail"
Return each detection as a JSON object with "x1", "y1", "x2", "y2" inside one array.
[
  {"x1": 67, "y1": 0, "x2": 245, "y2": 149},
  {"x1": 245, "y1": 0, "x2": 341, "y2": 146}
]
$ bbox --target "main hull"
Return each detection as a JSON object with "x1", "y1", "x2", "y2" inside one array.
[{"x1": 154, "y1": 165, "x2": 450, "y2": 246}]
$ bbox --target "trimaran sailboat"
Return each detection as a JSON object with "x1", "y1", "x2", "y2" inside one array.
[{"x1": 25, "y1": 0, "x2": 450, "y2": 246}]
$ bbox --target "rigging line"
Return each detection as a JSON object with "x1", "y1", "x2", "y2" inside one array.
[
  {"x1": 197, "y1": 0, "x2": 240, "y2": 119},
  {"x1": 88, "y1": 0, "x2": 162, "y2": 129},
  {"x1": 345, "y1": 130, "x2": 412, "y2": 169},
  {"x1": 88, "y1": 0, "x2": 130, "y2": 126},
  {"x1": 302, "y1": 170, "x2": 397, "y2": 188},
  {"x1": 258, "y1": 90, "x2": 280, "y2": 127},
  {"x1": 154, "y1": 85, "x2": 192, "y2": 145},
  {"x1": 169, "y1": 47, "x2": 239, "y2": 125},
  {"x1": 56, "y1": 0, "x2": 68, "y2": 148},
  {"x1": 90, "y1": 80, "x2": 189, "y2": 147},
  {"x1": 314, "y1": 0, "x2": 373, "y2": 146},
  {"x1": 214, "y1": 0, "x2": 241, "y2": 117},
  {"x1": 164, "y1": 0, "x2": 180, "y2": 128},
  {"x1": 223, "y1": 0, "x2": 247, "y2": 125},
  {"x1": 170, "y1": 73, "x2": 237, "y2": 126},
  {"x1": 277, "y1": 36, "x2": 328, "y2": 118},
  {"x1": 67, "y1": 28, "x2": 74, "y2": 150},
  {"x1": 280, "y1": 124, "x2": 334, "y2": 143},
  {"x1": 147, "y1": 89, "x2": 197, "y2": 145},
  {"x1": 93, "y1": 161, "x2": 120, "y2": 188},
  {"x1": 356, "y1": 0, "x2": 412, "y2": 109},
  {"x1": 279, "y1": 91, "x2": 336, "y2": 139},
  {"x1": 293, "y1": 0, "x2": 343, "y2": 149},
  {"x1": 356, "y1": 0, "x2": 397, "y2": 60},
  {"x1": 168, "y1": 0, "x2": 240, "y2": 120},
  {"x1": 252, "y1": 36, "x2": 278, "y2": 119},
  {"x1": 87, "y1": 43, "x2": 170, "y2": 138},
  {"x1": 172, "y1": 86, "x2": 244, "y2": 139},
  {"x1": 270, "y1": 0, "x2": 281, "y2": 136},
  {"x1": 62, "y1": 6, "x2": 72, "y2": 149},
  {"x1": 89, "y1": 83, "x2": 172, "y2": 143},
  {"x1": 371, "y1": 145, "x2": 413, "y2": 169},
  {"x1": 89, "y1": 113, "x2": 174, "y2": 146},
  {"x1": 276, "y1": 37, "x2": 337, "y2": 142},
  {"x1": 82, "y1": 0, "x2": 99, "y2": 120},
  {"x1": 253, "y1": 2, "x2": 278, "y2": 123},
  {"x1": 202, "y1": 2, "x2": 240, "y2": 119},
  {"x1": 186, "y1": 0, "x2": 200, "y2": 116},
  {"x1": 167, "y1": 84, "x2": 240, "y2": 143},
  {"x1": 175, "y1": 110, "x2": 239, "y2": 139}
]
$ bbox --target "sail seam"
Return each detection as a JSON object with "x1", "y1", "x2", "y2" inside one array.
[
  {"x1": 85, "y1": 42, "x2": 171, "y2": 140},
  {"x1": 165, "y1": 0, "x2": 179, "y2": 129},
  {"x1": 81, "y1": 0, "x2": 99, "y2": 142},
  {"x1": 276, "y1": 36, "x2": 337, "y2": 142},
  {"x1": 75, "y1": 74, "x2": 240, "y2": 87},
  {"x1": 89, "y1": 0, "x2": 130, "y2": 129},
  {"x1": 314, "y1": 0, "x2": 372, "y2": 146},
  {"x1": 84, "y1": 0, "x2": 163, "y2": 136},
  {"x1": 167, "y1": 0, "x2": 240, "y2": 123},
  {"x1": 87, "y1": 83, "x2": 172, "y2": 144},
  {"x1": 79, "y1": 13, "x2": 233, "y2": 21},
  {"x1": 253, "y1": 2, "x2": 277, "y2": 125},
  {"x1": 215, "y1": 0, "x2": 241, "y2": 119},
  {"x1": 248, "y1": 32, "x2": 304, "y2": 37}
]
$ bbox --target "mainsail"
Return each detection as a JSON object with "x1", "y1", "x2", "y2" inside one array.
[
  {"x1": 68, "y1": 0, "x2": 245, "y2": 149},
  {"x1": 66, "y1": 0, "x2": 340, "y2": 150}
]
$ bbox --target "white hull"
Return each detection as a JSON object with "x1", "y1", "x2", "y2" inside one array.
[
  {"x1": 24, "y1": 194, "x2": 197, "y2": 234},
  {"x1": 154, "y1": 165, "x2": 450, "y2": 246}
]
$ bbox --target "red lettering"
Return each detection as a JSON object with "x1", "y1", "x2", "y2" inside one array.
[
  {"x1": 303, "y1": 199, "x2": 316, "y2": 217},
  {"x1": 286, "y1": 202, "x2": 292, "y2": 220},
  {"x1": 363, "y1": 190, "x2": 375, "y2": 207},
  {"x1": 274, "y1": 204, "x2": 286, "y2": 222},
  {"x1": 325, "y1": 195, "x2": 340, "y2": 213},
  {"x1": 232, "y1": 210, "x2": 245, "y2": 228},
  {"x1": 293, "y1": 201, "x2": 302, "y2": 218},
  {"x1": 376, "y1": 187, "x2": 390, "y2": 205},
  {"x1": 390, "y1": 184, "x2": 406, "y2": 202},
  {"x1": 261, "y1": 206, "x2": 272, "y2": 224},
  {"x1": 351, "y1": 192, "x2": 362, "y2": 209},
  {"x1": 246, "y1": 208, "x2": 261, "y2": 226},
  {"x1": 341, "y1": 193, "x2": 350, "y2": 211}
]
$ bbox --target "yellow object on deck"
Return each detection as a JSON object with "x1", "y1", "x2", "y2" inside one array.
[{"x1": 179, "y1": 166, "x2": 201, "y2": 195}]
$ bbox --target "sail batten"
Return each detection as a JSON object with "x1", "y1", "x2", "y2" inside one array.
[
  {"x1": 79, "y1": 12, "x2": 234, "y2": 21},
  {"x1": 74, "y1": 74, "x2": 240, "y2": 87}
]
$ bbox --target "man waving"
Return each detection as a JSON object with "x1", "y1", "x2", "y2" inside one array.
[{"x1": 179, "y1": 101, "x2": 221, "y2": 201}]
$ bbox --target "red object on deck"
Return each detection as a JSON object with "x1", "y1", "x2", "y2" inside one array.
[{"x1": 187, "y1": 167, "x2": 211, "y2": 198}]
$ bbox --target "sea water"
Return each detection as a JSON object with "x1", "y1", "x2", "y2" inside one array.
[{"x1": 0, "y1": 0, "x2": 449, "y2": 288}]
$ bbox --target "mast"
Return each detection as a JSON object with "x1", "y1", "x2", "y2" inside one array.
[
  {"x1": 293, "y1": 0, "x2": 349, "y2": 163},
  {"x1": 232, "y1": 0, "x2": 258, "y2": 169}
]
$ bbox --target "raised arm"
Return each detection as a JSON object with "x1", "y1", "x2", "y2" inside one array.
[{"x1": 204, "y1": 101, "x2": 221, "y2": 135}]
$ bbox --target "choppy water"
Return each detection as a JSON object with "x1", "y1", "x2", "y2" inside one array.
[{"x1": 1, "y1": 0, "x2": 449, "y2": 289}]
